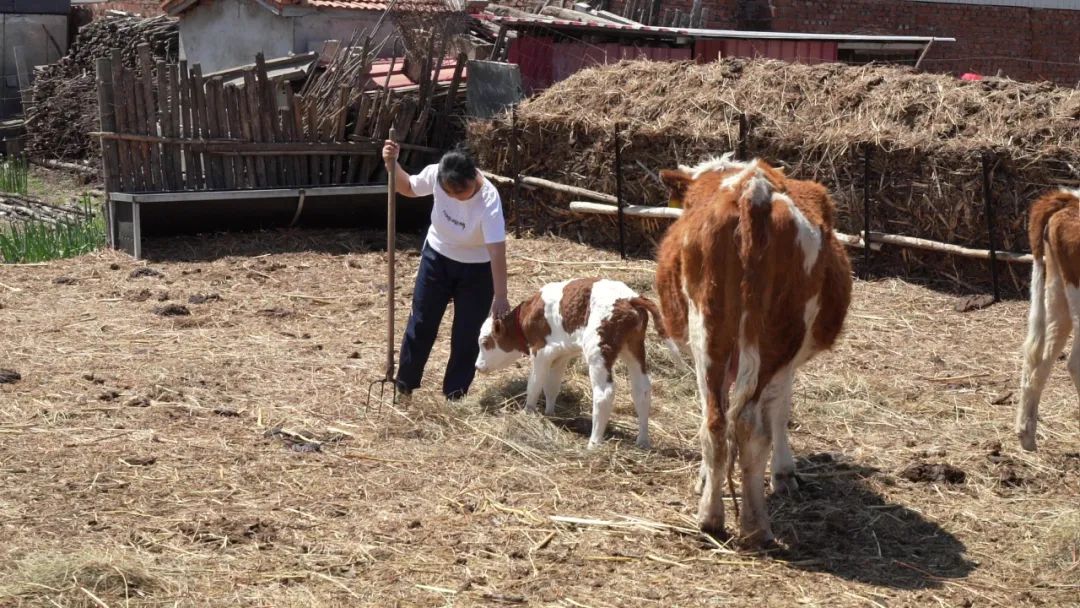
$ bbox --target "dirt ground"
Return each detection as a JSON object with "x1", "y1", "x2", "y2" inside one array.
[{"x1": 0, "y1": 229, "x2": 1077, "y2": 607}]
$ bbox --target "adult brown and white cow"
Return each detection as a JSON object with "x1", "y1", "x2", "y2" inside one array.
[
  {"x1": 655, "y1": 154, "x2": 852, "y2": 545},
  {"x1": 1017, "y1": 188, "x2": 1080, "y2": 452}
]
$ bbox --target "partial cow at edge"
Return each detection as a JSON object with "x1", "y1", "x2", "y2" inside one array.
[
  {"x1": 655, "y1": 154, "x2": 853, "y2": 546},
  {"x1": 1017, "y1": 187, "x2": 1080, "y2": 452}
]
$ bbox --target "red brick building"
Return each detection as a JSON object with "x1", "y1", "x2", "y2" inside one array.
[{"x1": 610, "y1": 0, "x2": 1080, "y2": 85}]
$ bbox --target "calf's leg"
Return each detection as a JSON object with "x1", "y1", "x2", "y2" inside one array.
[
  {"x1": 586, "y1": 351, "x2": 616, "y2": 449},
  {"x1": 543, "y1": 354, "x2": 572, "y2": 416},
  {"x1": 620, "y1": 346, "x2": 652, "y2": 449},
  {"x1": 526, "y1": 353, "x2": 553, "y2": 414}
]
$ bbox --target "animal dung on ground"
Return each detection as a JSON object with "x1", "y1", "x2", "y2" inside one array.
[
  {"x1": 130, "y1": 267, "x2": 164, "y2": 280},
  {"x1": 52, "y1": 276, "x2": 78, "y2": 286},
  {"x1": 153, "y1": 304, "x2": 191, "y2": 317},
  {"x1": 0, "y1": 369, "x2": 21, "y2": 384},
  {"x1": 188, "y1": 293, "x2": 222, "y2": 304},
  {"x1": 954, "y1": 294, "x2": 995, "y2": 313},
  {"x1": 901, "y1": 462, "x2": 967, "y2": 484}
]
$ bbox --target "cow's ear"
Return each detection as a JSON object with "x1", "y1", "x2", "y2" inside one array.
[
  {"x1": 492, "y1": 318, "x2": 504, "y2": 334},
  {"x1": 660, "y1": 169, "x2": 691, "y2": 208}
]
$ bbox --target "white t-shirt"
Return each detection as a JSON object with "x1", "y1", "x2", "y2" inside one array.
[{"x1": 409, "y1": 164, "x2": 506, "y2": 264}]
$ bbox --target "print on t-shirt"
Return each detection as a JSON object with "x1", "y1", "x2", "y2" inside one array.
[
  {"x1": 443, "y1": 209, "x2": 466, "y2": 230},
  {"x1": 408, "y1": 163, "x2": 506, "y2": 264}
]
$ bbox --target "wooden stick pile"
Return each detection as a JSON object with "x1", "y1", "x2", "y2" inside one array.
[
  {"x1": 25, "y1": 14, "x2": 179, "y2": 163},
  {"x1": 97, "y1": 30, "x2": 468, "y2": 193}
]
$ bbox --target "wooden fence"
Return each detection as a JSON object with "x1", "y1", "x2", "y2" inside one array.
[{"x1": 95, "y1": 42, "x2": 467, "y2": 194}]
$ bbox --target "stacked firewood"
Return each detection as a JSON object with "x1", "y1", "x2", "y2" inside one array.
[{"x1": 24, "y1": 15, "x2": 178, "y2": 163}]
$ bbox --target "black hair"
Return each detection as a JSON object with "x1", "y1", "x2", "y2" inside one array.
[{"x1": 438, "y1": 145, "x2": 478, "y2": 193}]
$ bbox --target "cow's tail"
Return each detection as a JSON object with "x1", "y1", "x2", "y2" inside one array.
[
  {"x1": 725, "y1": 165, "x2": 776, "y2": 501},
  {"x1": 631, "y1": 296, "x2": 684, "y2": 366},
  {"x1": 1023, "y1": 191, "x2": 1075, "y2": 394}
]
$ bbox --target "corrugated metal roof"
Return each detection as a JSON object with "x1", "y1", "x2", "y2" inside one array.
[
  {"x1": 486, "y1": 15, "x2": 956, "y2": 44},
  {"x1": 367, "y1": 56, "x2": 465, "y2": 90},
  {"x1": 163, "y1": 0, "x2": 448, "y2": 15}
]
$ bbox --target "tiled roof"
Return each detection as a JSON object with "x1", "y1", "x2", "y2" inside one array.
[{"x1": 163, "y1": 0, "x2": 448, "y2": 15}]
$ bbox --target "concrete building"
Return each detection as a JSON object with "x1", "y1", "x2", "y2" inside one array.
[
  {"x1": 162, "y1": 0, "x2": 449, "y2": 74},
  {"x1": 0, "y1": 0, "x2": 70, "y2": 119}
]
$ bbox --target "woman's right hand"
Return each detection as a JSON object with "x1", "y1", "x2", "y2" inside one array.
[{"x1": 382, "y1": 140, "x2": 399, "y2": 167}]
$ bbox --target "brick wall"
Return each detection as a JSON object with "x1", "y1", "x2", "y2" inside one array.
[{"x1": 605, "y1": 0, "x2": 1080, "y2": 85}]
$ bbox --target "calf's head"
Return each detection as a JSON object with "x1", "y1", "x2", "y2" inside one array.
[{"x1": 475, "y1": 315, "x2": 527, "y2": 373}]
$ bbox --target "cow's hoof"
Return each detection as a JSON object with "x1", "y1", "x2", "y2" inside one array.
[
  {"x1": 738, "y1": 528, "x2": 776, "y2": 551},
  {"x1": 544, "y1": 406, "x2": 556, "y2": 416},
  {"x1": 772, "y1": 471, "x2": 799, "y2": 495},
  {"x1": 635, "y1": 436, "x2": 652, "y2": 450},
  {"x1": 698, "y1": 514, "x2": 727, "y2": 540},
  {"x1": 586, "y1": 439, "x2": 601, "y2": 450},
  {"x1": 1017, "y1": 430, "x2": 1037, "y2": 452}
]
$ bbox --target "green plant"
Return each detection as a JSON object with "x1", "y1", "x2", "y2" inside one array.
[
  {"x1": 0, "y1": 156, "x2": 29, "y2": 194},
  {"x1": 0, "y1": 194, "x2": 106, "y2": 263}
]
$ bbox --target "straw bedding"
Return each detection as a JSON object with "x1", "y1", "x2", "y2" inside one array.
[
  {"x1": 0, "y1": 230, "x2": 1077, "y2": 606},
  {"x1": 468, "y1": 59, "x2": 1080, "y2": 292}
]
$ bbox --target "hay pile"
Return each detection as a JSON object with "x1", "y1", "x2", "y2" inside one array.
[{"x1": 469, "y1": 59, "x2": 1080, "y2": 290}]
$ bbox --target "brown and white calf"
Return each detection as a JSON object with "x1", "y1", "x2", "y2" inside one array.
[
  {"x1": 655, "y1": 155, "x2": 852, "y2": 545},
  {"x1": 1017, "y1": 188, "x2": 1080, "y2": 451},
  {"x1": 475, "y1": 278, "x2": 678, "y2": 449}
]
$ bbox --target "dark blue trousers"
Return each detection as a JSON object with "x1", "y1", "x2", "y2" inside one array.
[{"x1": 396, "y1": 244, "x2": 494, "y2": 399}]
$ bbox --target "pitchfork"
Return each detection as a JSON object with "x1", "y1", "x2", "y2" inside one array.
[{"x1": 366, "y1": 127, "x2": 399, "y2": 413}]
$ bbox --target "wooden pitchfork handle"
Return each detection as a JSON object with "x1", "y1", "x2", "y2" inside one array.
[{"x1": 385, "y1": 127, "x2": 398, "y2": 383}]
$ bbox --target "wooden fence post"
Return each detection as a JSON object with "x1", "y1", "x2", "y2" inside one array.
[
  {"x1": 95, "y1": 57, "x2": 119, "y2": 249},
  {"x1": 982, "y1": 151, "x2": 1000, "y2": 302},
  {"x1": 511, "y1": 104, "x2": 521, "y2": 233},
  {"x1": 862, "y1": 144, "x2": 873, "y2": 279},
  {"x1": 614, "y1": 126, "x2": 626, "y2": 259}
]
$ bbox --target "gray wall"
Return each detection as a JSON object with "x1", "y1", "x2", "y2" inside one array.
[
  {"x1": 178, "y1": 0, "x2": 293, "y2": 73},
  {"x1": 0, "y1": 13, "x2": 68, "y2": 119},
  {"x1": 292, "y1": 11, "x2": 398, "y2": 57},
  {"x1": 179, "y1": 0, "x2": 400, "y2": 74}
]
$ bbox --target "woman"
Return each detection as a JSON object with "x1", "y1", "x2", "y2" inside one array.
[{"x1": 383, "y1": 140, "x2": 511, "y2": 401}]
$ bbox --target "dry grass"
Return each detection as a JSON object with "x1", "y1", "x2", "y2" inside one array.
[{"x1": 1, "y1": 229, "x2": 1078, "y2": 607}]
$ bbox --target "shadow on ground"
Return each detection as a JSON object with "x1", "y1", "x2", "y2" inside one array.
[
  {"x1": 142, "y1": 229, "x2": 425, "y2": 263},
  {"x1": 768, "y1": 453, "x2": 977, "y2": 589}
]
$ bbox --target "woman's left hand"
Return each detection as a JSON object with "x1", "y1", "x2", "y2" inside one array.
[{"x1": 490, "y1": 296, "x2": 511, "y2": 320}]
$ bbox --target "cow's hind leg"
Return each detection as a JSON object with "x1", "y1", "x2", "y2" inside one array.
[
  {"x1": 620, "y1": 341, "x2": 652, "y2": 449},
  {"x1": 1018, "y1": 256, "x2": 1071, "y2": 451},
  {"x1": 735, "y1": 398, "x2": 773, "y2": 547},
  {"x1": 1064, "y1": 283, "x2": 1080, "y2": 405},
  {"x1": 586, "y1": 350, "x2": 616, "y2": 449},
  {"x1": 768, "y1": 367, "x2": 797, "y2": 495}
]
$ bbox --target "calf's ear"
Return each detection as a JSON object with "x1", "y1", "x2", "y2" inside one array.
[
  {"x1": 660, "y1": 169, "x2": 691, "y2": 208},
  {"x1": 493, "y1": 318, "x2": 504, "y2": 334}
]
